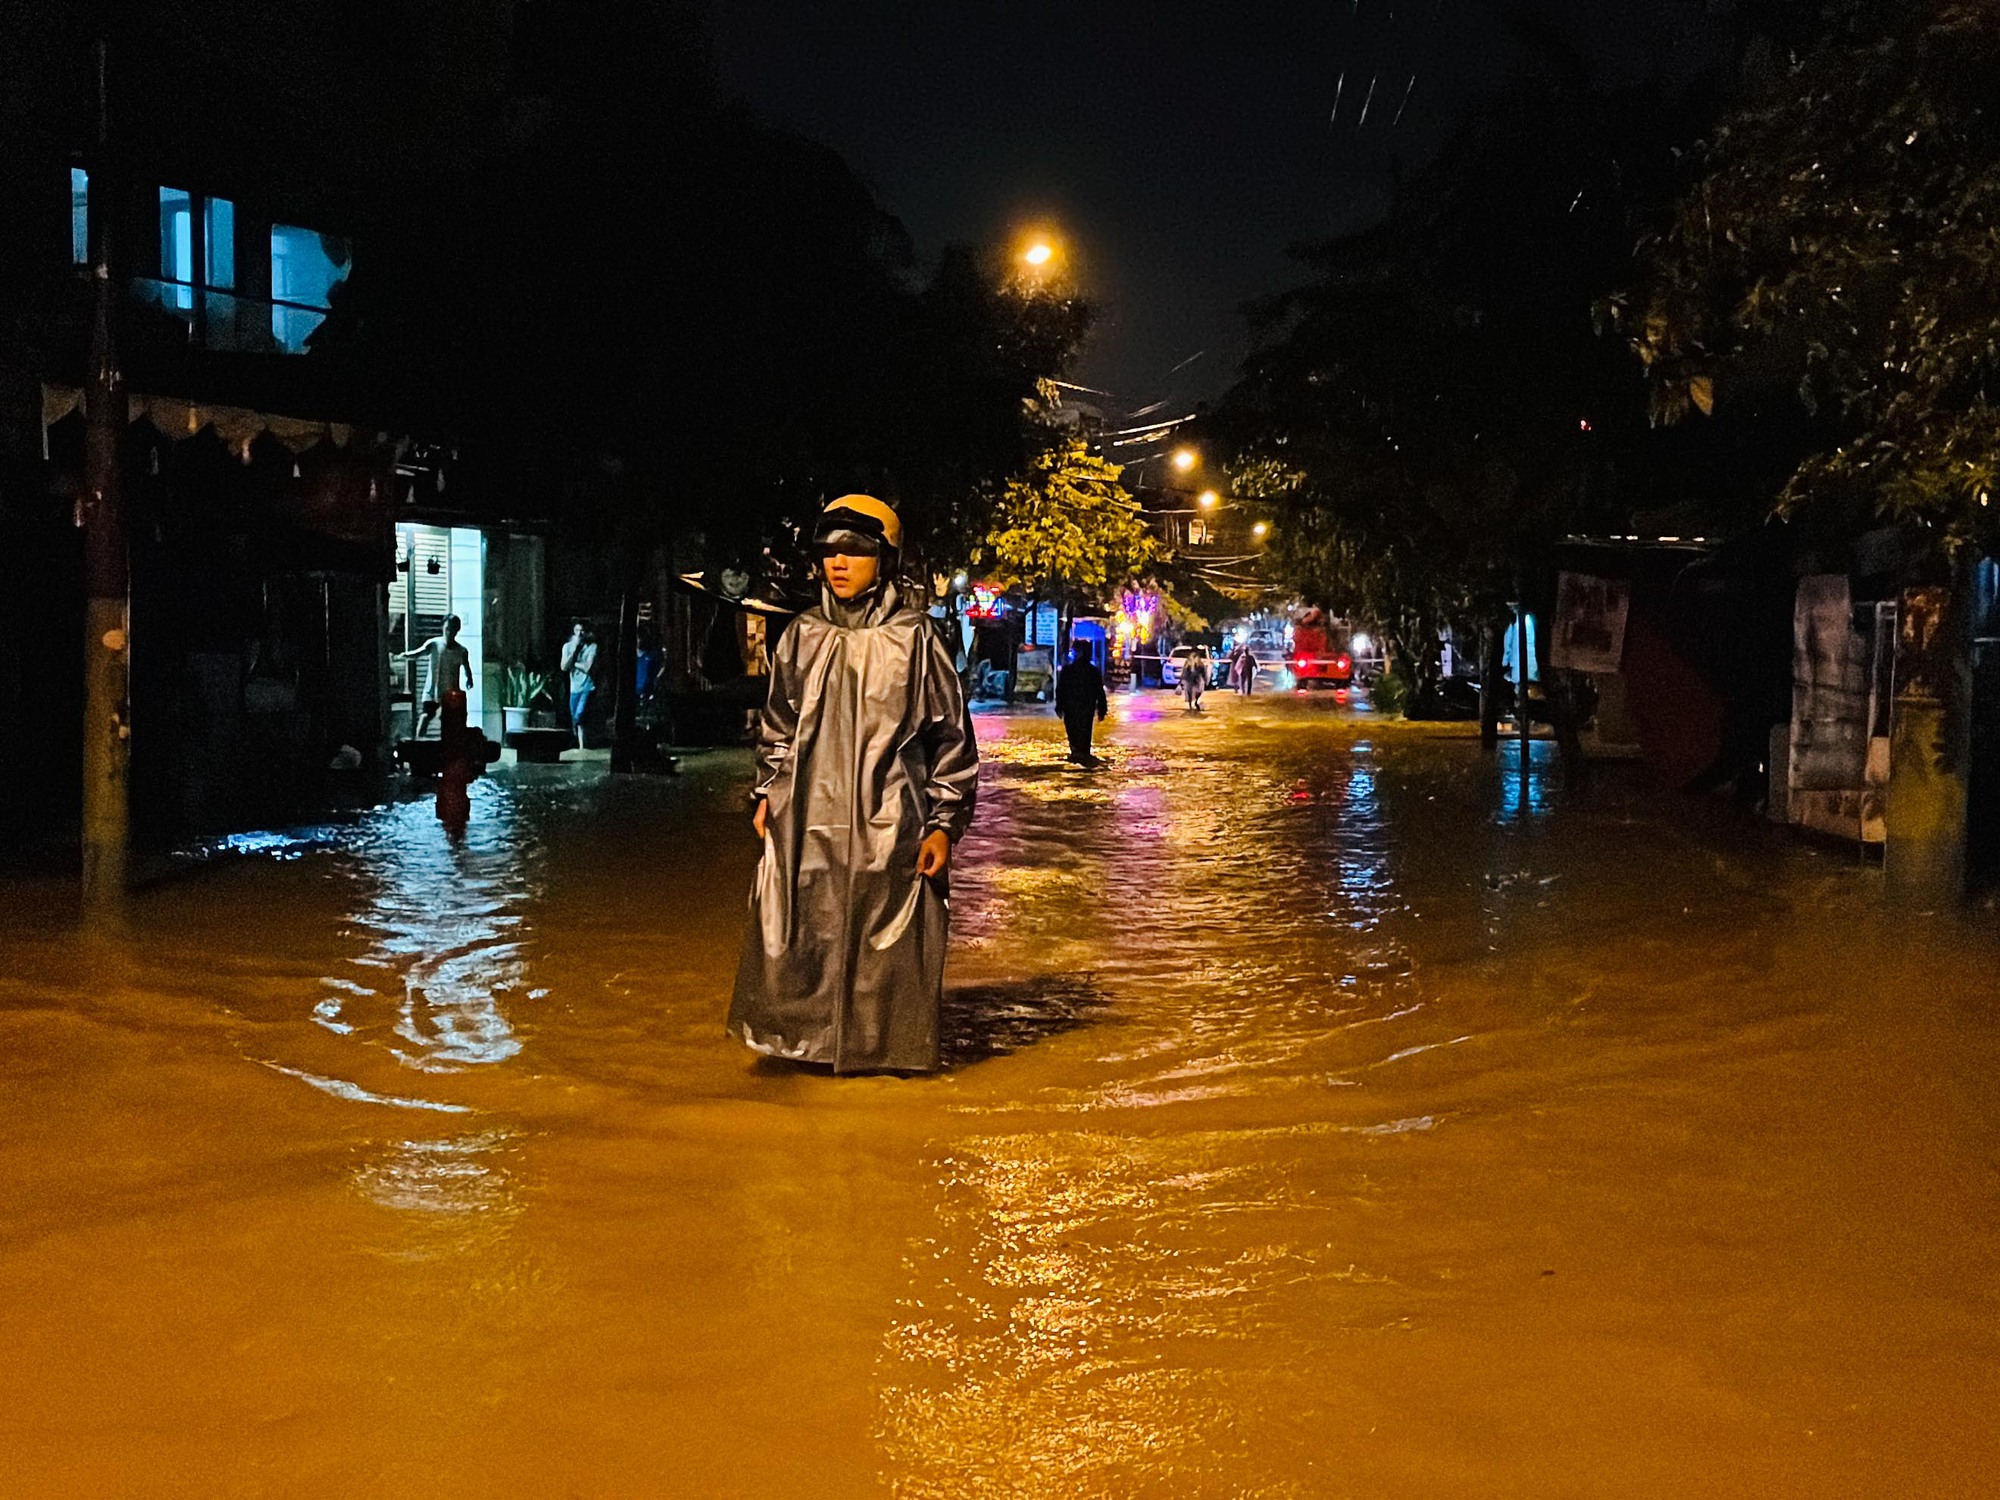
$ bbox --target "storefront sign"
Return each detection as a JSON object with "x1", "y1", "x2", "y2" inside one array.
[{"x1": 1550, "y1": 572, "x2": 1630, "y2": 674}]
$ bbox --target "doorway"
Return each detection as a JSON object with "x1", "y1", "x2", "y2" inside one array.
[{"x1": 389, "y1": 524, "x2": 484, "y2": 740}]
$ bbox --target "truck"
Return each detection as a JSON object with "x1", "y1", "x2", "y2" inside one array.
[{"x1": 1288, "y1": 613, "x2": 1354, "y2": 688}]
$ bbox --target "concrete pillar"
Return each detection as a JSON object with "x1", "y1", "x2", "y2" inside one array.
[{"x1": 1883, "y1": 561, "x2": 1976, "y2": 905}]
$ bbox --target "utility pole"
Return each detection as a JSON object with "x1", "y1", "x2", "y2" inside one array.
[
  {"x1": 610, "y1": 581, "x2": 639, "y2": 774},
  {"x1": 1478, "y1": 617, "x2": 1500, "y2": 750},
  {"x1": 1516, "y1": 574, "x2": 1531, "y2": 765},
  {"x1": 81, "y1": 33, "x2": 130, "y2": 914}
]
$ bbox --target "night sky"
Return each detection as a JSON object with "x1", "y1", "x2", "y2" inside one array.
[{"x1": 700, "y1": 0, "x2": 1732, "y2": 413}]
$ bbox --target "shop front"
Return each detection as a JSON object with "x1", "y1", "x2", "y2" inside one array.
[
  {"x1": 386, "y1": 521, "x2": 547, "y2": 748},
  {"x1": 39, "y1": 386, "x2": 398, "y2": 837}
]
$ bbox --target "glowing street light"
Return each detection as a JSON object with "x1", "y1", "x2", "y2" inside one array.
[
  {"x1": 1252, "y1": 521, "x2": 1270, "y2": 539},
  {"x1": 1013, "y1": 232, "x2": 1065, "y2": 288},
  {"x1": 1197, "y1": 490, "x2": 1219, "y2": 509},
  {"x1": 1171, "y1": 447, "x2": 1198, "y2": 473}
]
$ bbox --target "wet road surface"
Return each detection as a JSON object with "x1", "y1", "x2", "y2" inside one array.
[{"x1": 3, "y1": 691, "x2": 1999, "y2": 1496}]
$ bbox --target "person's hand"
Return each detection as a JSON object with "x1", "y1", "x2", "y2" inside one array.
[
  {"x1": 917, "y1": 829, "x2": 951, "y2": 878},
  {"x1": 752, "y1": 798, "x2": 768, "y2": 839}
]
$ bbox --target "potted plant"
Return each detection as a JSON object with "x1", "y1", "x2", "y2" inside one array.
[{"x1": 501, "y1": 662, "x2": 556, "y2": 738}]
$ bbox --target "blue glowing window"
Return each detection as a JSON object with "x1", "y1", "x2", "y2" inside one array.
[
  {"x1": 206, "y1": 196, "x2": 235, "y2": 289},
  {"x1": 70, "y1": 167, "x2": 88, "y2": 264},
  {"x1": 159, "y1": 187, "x2": 236, "y2": 291},
  {"x1": 270, "y1": 223, "x2": 351, "y2": 353},
  {"x1": 159, "y1": 187, "x2": 194, "y2": 308}
]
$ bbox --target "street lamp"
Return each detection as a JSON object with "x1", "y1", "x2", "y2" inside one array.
[
  {"x1": 1017, "y1": 228, "x2": 1064, "y2": 275},
  {"x1": 1197, "y1": 490, "x2": 1219, "y2": 509},
  {"x1": 1252, "y1": 521, "x2": 1269, "y2": 539},
  {"x1": 1171, "y1": 447, "x2": 1198, "y2": 474}
]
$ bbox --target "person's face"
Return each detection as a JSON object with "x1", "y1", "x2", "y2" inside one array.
[
  {"x1": 820, "y1": 543, "x2": 881, "y2": 600},
  {"x1": 444, "y1": 620, "x2": 459, "y2": 642}
]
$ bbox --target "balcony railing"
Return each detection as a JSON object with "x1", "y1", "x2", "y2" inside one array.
[{"x1": 130, "y1": 277, "x2": 330, "y2": 355}]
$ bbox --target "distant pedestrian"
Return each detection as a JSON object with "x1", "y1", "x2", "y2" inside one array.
[
  {"x1": 1230, "y1": 640, "x2": 1258, "y2": 696},
  {"x1": 398, "y1": 614, "x2": 473, "y2": 739},
  {"x1": 1055, "y1": 639, "x2": 1108, "y2": 766},
  {"x1": 1181, "y1": 646, "x2": 1210, "y2": 712},
  {"x1": 729, "y1": 494, "x2": 978, "y2": 1074},
  {"x1": 635, "y1": 625, "x2": 662, "y2": 704},
  {"x1": 560, "y1": 622, "x2": 598, "y2": 749}
]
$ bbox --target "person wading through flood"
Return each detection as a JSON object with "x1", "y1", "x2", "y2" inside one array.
[
  {"x1": 1055, "y1": 638, "x2": 1109, "y2": 766},
  {"x1": 1230, "y1": 638, "x2": 1259, "y2": 697},
  {"x1": 728, "y1": 496, "x2": 979, "y2": 1074},
  {"x1": 1181, "y1": 645, "x2": 1211, "y2": 713}
]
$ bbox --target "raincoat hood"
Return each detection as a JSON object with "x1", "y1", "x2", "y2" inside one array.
[{"x1": 820, "y1": 574, "x2": 905, "y2": 631}]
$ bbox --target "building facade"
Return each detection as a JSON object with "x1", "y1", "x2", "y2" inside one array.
[{"x1": 0, "y1": 4, "x2": 533, "y2": 846}]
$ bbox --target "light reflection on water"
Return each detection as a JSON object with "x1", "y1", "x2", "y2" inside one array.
[
  {"x1": 875, "y1": 1133, "x2": 1237, "y2": 1486},
  {"x1": 1334, "y1": 759, "x2": 1388, "y2": 922},
  {"x1": 1496, "y1": 738, "x2": 1558, "y2": 823},
  {"x1": 7, "y1": 695, "x2": 1998, "y2": 1495},
  {"x1": 352, "y1": 1130, "x2": 523, "y2": 1259},
  {"x1": 316, "y1": 780, "x2": 537, "y2": 1074}
]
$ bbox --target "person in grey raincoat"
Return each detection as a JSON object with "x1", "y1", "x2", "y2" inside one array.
[{"x1": 728, "y1": 495, "x2": 980, "y2": 1073}]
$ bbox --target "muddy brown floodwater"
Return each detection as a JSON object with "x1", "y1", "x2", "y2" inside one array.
[{"x1": 3, "y1": 692, "x2": 1999, "y2": 1497}]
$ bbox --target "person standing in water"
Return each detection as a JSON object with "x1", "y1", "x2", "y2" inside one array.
[
  {"x1": 1055, "y1": 638, "x2": 1108, "y2": 766},
  {"x1": 1230, "y1": 638, "x2": 1259, "y2": 697},
  {"x1": 398, "y1": 615, "x2": 472, "y2": 739},
  {"x1": 1181, "y1": 646, "x2": 1210, "y2": 713},
  {"x1": 728, "y1": 496, "x2": 979, "y2": 1074},
  {"x1": 560, "y1": 622, "x2": 598, "y2": 750}
]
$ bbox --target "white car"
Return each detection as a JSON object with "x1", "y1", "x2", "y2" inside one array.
[{"x1": 1162, "y1": 646, "x2": 1220, "y2": 688}]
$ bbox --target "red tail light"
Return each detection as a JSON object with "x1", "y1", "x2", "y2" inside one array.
[{"x1": 1335, "y1": 654, "x2": 1351, "y2": 672}]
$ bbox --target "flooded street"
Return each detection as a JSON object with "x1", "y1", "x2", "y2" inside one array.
[{"x1": 4, "y1": 692, "x2": 1999, "y2": 1497}]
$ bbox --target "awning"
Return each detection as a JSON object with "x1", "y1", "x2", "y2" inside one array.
[
  {"x1": 41, "y1": 383, "x2": 380, "y2": 457},
  {"x1": 42, "y1": 383, "x2": 395, "y2": 576},
  {"x1": 674, "y1": 572, "x2": 802, "y2": 619}
]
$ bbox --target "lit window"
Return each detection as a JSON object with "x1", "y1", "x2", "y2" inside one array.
[
  {"x1": 205, "y1": 196, "x2": 235, "y2": 289},
  {"x1": 270, "y1": 223, "x2": 351, "y2": 353},
  {"x1": 70, "y1": 167, "x2": 88, "y2": 264},
  {"x1": 158, "y1": 188, "x2": 234, "y2": 290},
  {"x1": 160, "y1": 186, "x2": 194, "y2": 309}
]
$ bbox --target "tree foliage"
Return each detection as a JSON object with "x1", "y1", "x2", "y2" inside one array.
[
  {"x1": 311, "y1": 1, "x2": 1087, "y2": 571},
  {"x1": 1216, "y1": 69, "x2": 1670, "y2": 697},
  {"x1": 1620, "y1": 0, "x2": 2000, "y2": 552},
  {"x1": 887, "y1": 249, "x2": 1092, "y2": 579},
  {"x1": 980, "y1": 437, "x2": 1161, "y2": 610}
]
